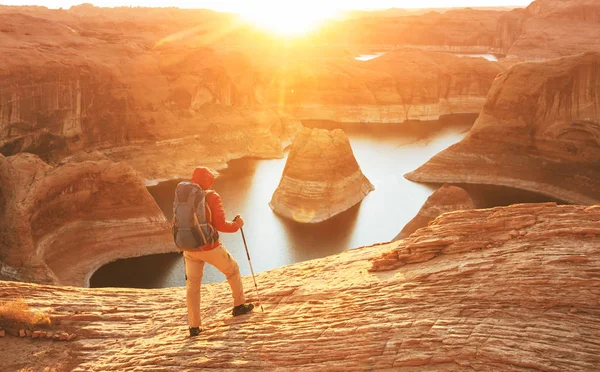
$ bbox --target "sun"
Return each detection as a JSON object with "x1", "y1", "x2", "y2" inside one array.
[{"x1": 239, "y1": 3, "x2": 338, "y2": 37}]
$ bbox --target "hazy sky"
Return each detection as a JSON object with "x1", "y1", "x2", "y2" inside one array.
[{"x1": 1, "y1": 0, "x2": 534, "y2": 11}]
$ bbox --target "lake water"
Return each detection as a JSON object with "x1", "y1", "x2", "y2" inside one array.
[
  {"x1": 355, "y1": 52, "x2": 500, "y2": 62},
  {"x1": 454, "y1": 53, "x2": 499, "y2": 62},
  {"x1": 90, "y1": 116, "x2": 560, "y2": 289},
  {"x1": 355, "y1": 52, "x2": 386, "y2": 61}
]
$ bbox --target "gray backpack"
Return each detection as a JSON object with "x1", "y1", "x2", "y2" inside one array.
[{"x1": 172, "y1": 182, "x2": 219, "y2": 250}]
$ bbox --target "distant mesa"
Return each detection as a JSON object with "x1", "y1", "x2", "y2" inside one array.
[
  {"x1": 406, "y1": 52, "x2": 600, "y2": 205},
  {"x1": 269, "y1": 128, "x2": 374, "y2": 223},
  {"x1": 274, "y1": 49, "x2": 504, "y2": 123},
  {"x1": 0, "y1": 153, "x2": 174, "y2": 287},
  {"x1": 393, "y1": 184, "x2": 474, "y2": 241}
]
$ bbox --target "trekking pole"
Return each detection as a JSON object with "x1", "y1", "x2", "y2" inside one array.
[{"x1": 240, "y1": 226, "x2": 264, "y2": 312}]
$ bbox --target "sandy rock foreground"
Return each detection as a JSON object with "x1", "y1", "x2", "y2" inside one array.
[{"x1": 1, "y1": 203, "x2": 599, "y2": 371}]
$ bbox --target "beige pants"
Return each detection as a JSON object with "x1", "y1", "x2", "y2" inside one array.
[{"x1": 184, "y1": 244, "x2": 246, "y2": 328}]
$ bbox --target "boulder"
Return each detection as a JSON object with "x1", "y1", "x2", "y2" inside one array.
[{"x1": 270, "y1": 128, "x2": 374, "y2": 223}]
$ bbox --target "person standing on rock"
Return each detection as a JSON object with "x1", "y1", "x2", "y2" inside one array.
[{"x1": 173, "y1": 166, "x2": 254, "y2": 337}]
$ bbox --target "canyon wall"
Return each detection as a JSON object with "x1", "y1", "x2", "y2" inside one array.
[
  {"x1": 319, "y1": 0, "x2": 600, "y2": 59},
  {"x1": 407, "y1": 52, "x2": 600, "y2": 205},
  {"x1": 0, "y1": 153, "x2": 174, "y2": 286},
  {"x1": 270, "y1": 128, "x2": 374, "y2": 223},
  {"x1": 272, "y1": 49, "x2": 503, "y2": 123}
]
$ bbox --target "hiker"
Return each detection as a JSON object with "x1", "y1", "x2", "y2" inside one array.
[{"x1": 172, "y1": 166, "x2": 254, "y2": 337}]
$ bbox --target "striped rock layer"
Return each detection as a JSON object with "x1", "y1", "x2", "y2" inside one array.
[
  {"x1": 0, "y1": 153, "x2": 174, "y2": 286},
  {"x1": 270, "y1": 128, "x2": 374, "y2": 223},
  {"x1": 407, "y1": 52, "x2": 600, "y2": 205}
]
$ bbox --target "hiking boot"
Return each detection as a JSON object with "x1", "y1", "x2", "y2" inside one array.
[
  {"x1": 232, "y1": 303, "x2": 254, "y2": 316},
  {"x1": 189, "y1": 327, "x2": 201, "y2": 337}
]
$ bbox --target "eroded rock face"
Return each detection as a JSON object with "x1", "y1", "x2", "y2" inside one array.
[
  {"x1": 393, "y1": 184, "x2": 474, "y2": 241},
  {"x1": 407, "y1": 52, "x2": 600, "y2": 205},
  {"x1": 272, "y1": 49, "x2": 504, "y2": 123},
  {"x1": 1, "y1": 203, "x2": 599, "y2": 370},
  {"x1": 270, "y1": 128, "x2": 374, "y2": 223},
  {"x1": 0, "y1": 153, "x2": 174, "y2": 286},
  {"x1": 502, "y1": 0, "x2": 600, "y2": 58},
  {"x1": 0, "y1": 8, "x2": 301, "y2": 181}
]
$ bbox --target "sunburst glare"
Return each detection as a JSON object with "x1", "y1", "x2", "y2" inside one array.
[{"x1": 238, "y1": 2, "x2": 339, "y2": 37}]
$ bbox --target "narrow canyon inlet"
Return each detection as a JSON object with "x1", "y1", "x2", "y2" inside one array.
[{"x1": 91, "y1": 117, "x2": 561, "y2": 288}]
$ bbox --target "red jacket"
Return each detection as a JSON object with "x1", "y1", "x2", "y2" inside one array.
[{"x1": 191, "y1": 167, "x2": 240, "y2": 250}]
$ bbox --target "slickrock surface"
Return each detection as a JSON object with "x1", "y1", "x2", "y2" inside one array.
[
  {"x1": 407, "y1": 52, "x2": 600, "y2": 205},
  {"x1": 0, "y1": 153, "x2": 174, "y2": 286},
  {"x1": 270, "y1": 128, "x2": 374, "y2": 223},
  {"x1": 1, "y1": 203, "x2": 599, "y2": 371},
  {"x1": 393, "y1": 185, "x2": 474, "y2": 241}
]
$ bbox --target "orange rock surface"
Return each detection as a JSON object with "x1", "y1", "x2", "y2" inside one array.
[
  {"x1": 407, "y1": 52, "x2": 600, "y2": 205},
  {"x1": 270, "y1": 128, "x2": 374, "y2": 223},
  {"x1": 1, "y1": 203, "x2": 599, "y2": 370},
  {"x1": 0, "y1": 153, "x2": 173, "y2": 286}
]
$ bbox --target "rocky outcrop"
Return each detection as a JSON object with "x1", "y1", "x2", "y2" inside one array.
[
  {"x1": 501, "y1": 0, "x2": 600, "y2": 58},
  {"x1": 270, "y1": 128, "x2": 374, "y2": 223},
  {"x1": 0, "y1": 153, "x2": 174, "y2": 286},
  {"x1": 1, "y1": 203, "x2": 599, "y2": 370},
  {"x1": 407, "y1": 52, "x2": 600, "y2": 205},
  {"x1": 270, "y1": 49, "x2": 504, "y2": 123},
  {"x1": 393, "y1": 185, "x2": 474, "y2": 241}
]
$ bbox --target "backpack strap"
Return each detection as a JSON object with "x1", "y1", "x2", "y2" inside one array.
[
  {"x1": 203, "y1": 190, "x2": 218, "y2": 245},
  {"x1": 204, "y1": 190, "x2": 215, "y2": 223}
]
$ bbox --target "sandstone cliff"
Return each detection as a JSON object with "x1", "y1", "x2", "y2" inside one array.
[
  {"x1": 270, "y1": 128, "x2": 374, "y2": 223},
  {"x1": 319, "y1": 0, "x2": 600, "y2": 60},
  {"x1": 1, "y1": 203, "x2": 599, "y2": 370},
  {"x1": 407, "y1": 52, "x2": 600, "y2": 205},
  {"x1": 0, "y1": 153, "x2": 174, "y2": 286},
  {"x1": 269, "y1": 49, "x2": 504, "y2": 123},
  {"x1": 393, "y1": 184, "x2": 474, "y2": 241},
  {"x1": 502, "y1": 0, "x2": 600, "y2": 59},
  {"x1": 0, "y1": 7, "x2": 301, "y2": 181}
]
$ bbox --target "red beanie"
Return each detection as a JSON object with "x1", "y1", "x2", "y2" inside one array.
[{"x1": 191, "y1": 167, "x2": 215, "y2": 189}]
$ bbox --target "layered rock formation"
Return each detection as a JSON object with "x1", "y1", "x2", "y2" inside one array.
[
  {"x1": 0, "y1": 6, "x2": 301, "y2": 181},
  {"x1": 503, "y1": 0, "x2": 600, "y2": 58},
  {"x1": 393, "y1": 184, "x2": 474, "y2": 241},
  {"x1": 0, "y1": 5, "x2": 513, "y2": 183},
  {"x1": 1, "y1": 203, "x2": 599, "y2": 370},
  {"x1": 407, "y1": 52, "x2": 600, "y2": 205},
  {"x1": 320, "y1": 0, "x2": 600, "y2": 59},
  {"x1": 270, "y1": 128, "x2": 374, "y2": 223},
  {"x1": 0, "y1": 153, "x2": 174, "y2": 286},
  {"x1": 270, "y1": 49, "x2": 504, "y2": 123}
]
